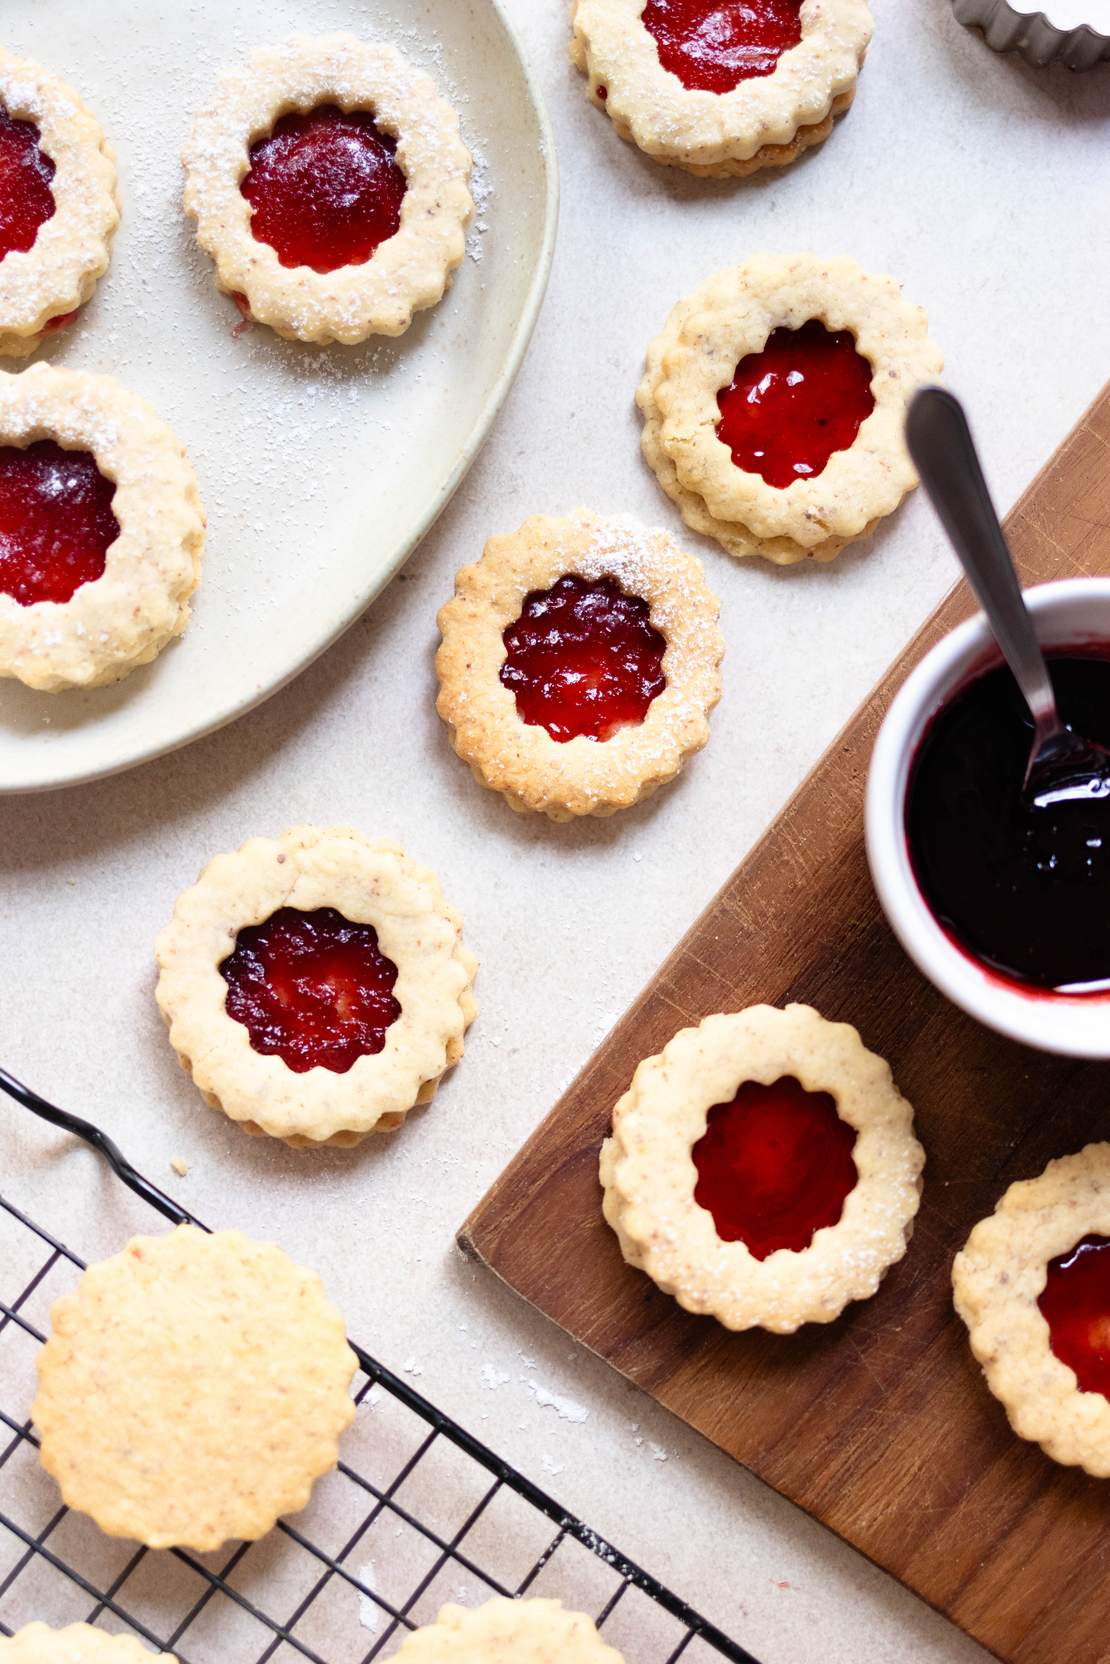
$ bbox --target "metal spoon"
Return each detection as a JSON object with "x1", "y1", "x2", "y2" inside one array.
[{"x1": 905, "y1": 386, "x2": 1110, "y2": 807}]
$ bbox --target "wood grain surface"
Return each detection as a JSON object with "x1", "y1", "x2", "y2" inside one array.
[{"x1": 460, "y1": 382, "x2": 1110, "y2": 1664}]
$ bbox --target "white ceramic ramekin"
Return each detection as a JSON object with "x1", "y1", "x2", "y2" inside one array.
[{"x1": 866, "y1": 578, "x2": 1110, "y2": 1059}]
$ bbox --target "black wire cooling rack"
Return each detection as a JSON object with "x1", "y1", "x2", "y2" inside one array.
[{"x1": 0, "y1": 1068, "x2": 759, "y2": 1664}]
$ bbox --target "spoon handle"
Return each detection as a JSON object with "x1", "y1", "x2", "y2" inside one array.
[{"x1": 906, "y1": 387, "x2": 1058, "y2": 742}]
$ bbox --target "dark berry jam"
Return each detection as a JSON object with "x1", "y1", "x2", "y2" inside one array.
[
  {"x1": 0, "y1": 442, "x2": 119, "y2": 607},
  {"x1": 692, "y1": 1076, "x2": 858, "y2": 1259},
  {"x1": 241, "y1": 105, "x2": 406, "y2": 274},
  {"x1": 642, "y1": 0, "x2": 803, "y2": 92},
  {"x1": 500, "y1": 574, "x2": 667, "y2": 743},
  {"x1": 716, "y1": 320, "x2": 875, "y2": 489},
  {"x1": 221, "y1": 906, "x2": 401, "y2": 1073},
  {"x1": 1039, "y1": 1235, "x2": 1110, "y2": 1399},
  {"x1": 906, "y1": 654, "x2": 1110, "y2": 993}
]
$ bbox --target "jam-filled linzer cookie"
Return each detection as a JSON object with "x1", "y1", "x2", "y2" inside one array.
[
  {"x1": 436, "y1": 511, "x2": 724, "y2": 820},
  {"x1": 954, "y1": 1145, "x2": 1110, "y2": 1478},
  {"x1": 33, "y1": 1226, "x2": 356, "y2": 1551},
  {"x1": 0, "y1": 364, "x2": 205, "y2": 691},
  {"x1": 395, "y1": 1598, "x2": 626, "y2": 1664},
  {"x1": 0, "y1": 1629, "x2": 173, "y2": 1664},
  {"x1": 639, "y1": 254, "x2": 943, "y2": 564},
  {"x1": 183, "y1": 33, "x2": 473, "y2": 344},
  {"x1": 0, "y1": 48, "x2": 119, "y2": 357},
  {"x1": 571, "y1": 0, "x2": 873, "y2": 177},
  {"x1": 601, "y1": 1004, "x2": 924, "y2": 1331},
  {"x1": 155, "y1": 825, "x2": 478, "y2": 1146}
]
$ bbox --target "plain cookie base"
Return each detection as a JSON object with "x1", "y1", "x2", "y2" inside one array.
[
  {"x1": 435, "y1": 510, "x2": 724, "y2": 820},
  {"x1": 601, "y1": 1003, "x2": 924, "y2": 1332},
  {"x1": 0, "y1": 1627, "x2": 172, "y2": 1664},
  {"x1": 33, "y1": 1227, "x2": 357, "y2": 1551},
  {"x1": 393, "y1": 1598, "x2": 626, "y2": 1664},
  {"x1": 953, "y1": 1143, "x2": 1110, "y2": 1477},
  {"x1": 155, "y1": 825, "x2": 478, "y2": 1145},
  {"x1": 183, "y1": 33, "x2": 473, "y2": 345}
]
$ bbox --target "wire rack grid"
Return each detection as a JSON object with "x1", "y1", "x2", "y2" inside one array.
[{"x1": 0, "y1": 1071, "x2": 759, "y2": 1664}]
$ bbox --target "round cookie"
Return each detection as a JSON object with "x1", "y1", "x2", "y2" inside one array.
[
  {"x1": 601, "y1": 1003, "x2": 924, "y2": 1331},
  {"x1": 436, "y1": 510, "x2": 724, "y2": 820},
  {"x1": 33, "y1": 1226, "x2": 357, "y2": 1550},
  {"x1": 954, "y1": 1144, "x2": 1110, "y2": 1477},
  {"x1": 394, "y1": 1598, "x2": 625, "y2": 1664},
  {"x1": 0, "y1": 365, "x2": 205, "y2": 691},
  {"x1": 0, "y1": 48, "x2": 120, "y2": 357},
  {"x1": 571, "y1": 0, "x2": 872, "y2": 177},
  {"x1": 184, "y1": 33, "x2": 473, "y2": 343},
  {"x1": 638, "y1": 254, "x2": 942, "y2": 564},
  {"x1": 155, "y1": 825, "x2": 478, "y2": 1146},
  {"x1": 0, "y1": 1628, "x2": 171, "y2": 1664}
]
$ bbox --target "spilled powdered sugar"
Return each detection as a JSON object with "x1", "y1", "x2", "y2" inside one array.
[
  {"x1": 523, "y1": 1380, "x2": 590, "y2": 1425},
  {"x1": 355, "y1": 1560, "x2": 379, "y2": 1633}
]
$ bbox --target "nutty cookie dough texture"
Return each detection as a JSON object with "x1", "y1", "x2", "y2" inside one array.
[
  {"x1": 571, "y1": 0, "x2": 873, "y2": 177},
  {"x1": 638, "y1": 254, "x2": 943, "y2": 564},
  {"x1": 33, "y1": 1226, "x2": 357, "y2": 1551},
  {"x1": 0, "y1": 1630, "x2": 172, "y2": 1664},
  {"x1": 954, "y1": 1143, "x2": 1110, "y2": 1478},
  {"x1": 601, "y1": 1003, "x2": 924, "y2": 1332}
]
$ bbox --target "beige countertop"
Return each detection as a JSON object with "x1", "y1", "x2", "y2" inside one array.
[{"x1": 3, "y1": 4, "x2": 1110, "y2": 1661}]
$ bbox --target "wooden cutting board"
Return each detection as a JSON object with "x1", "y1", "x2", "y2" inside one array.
[{"x1": 460, "y1": 382, "x2": 1110, "y2": 1664}]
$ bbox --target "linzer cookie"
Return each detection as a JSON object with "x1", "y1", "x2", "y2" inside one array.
[
  {"x1": 638, "y1": 254, "x2": 943, "y2": 563},
  {"x1": 601, "y1": 1003, "x2": 924, "y2": 1331},
  {"x1": 184, "y1": 33, "x2": 473, "y2": 343},
  {"x1": 954, "y1": 1144, "x2": 1110, "y2": 1477},
  {"x1": 33, "y1": 1226, "x2": 357, "y2": 1551},
  {"x1": 0, "y1": 48, "x2": 119, "y2": 357},
  {"x1": 155, "y1": 825, "x2": 477, "y2": 1146},
  {"x1": 571, "y1": 0, "x2": 872, "y2": 176},
  {"x1": 436, "y1": 510, "x2": 723, "y2": 820},
  {"x1": 0, "y1": 365, "x2": 205, "y2": 691}
]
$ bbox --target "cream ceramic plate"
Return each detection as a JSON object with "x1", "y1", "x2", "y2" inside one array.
[{"x1": 0, "y1": 0, "x2": 557, "y2": 792}]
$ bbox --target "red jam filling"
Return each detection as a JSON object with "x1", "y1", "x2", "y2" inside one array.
[
  {"x1": 499, "y1": 574, "x2": 667, "y2": 743},
  {"x1": 221, "y1": 906, "x2": 401, "y2": 1074},
  {"x1": 241, "y1": 105, "x2": 406, "y2": 274},
  {"x1": 716, "y1": 320, "x2": 875, "y2": 489},
  {"x1": 40, "y1": 309, "x2": 78, "y2": 337},
  {"x1": 641, "y1": 0, "x2": 803, "y2": 93},
  {"x1": 1038, "y1": 1236, "x2": 1110, "y2": 1399},
  {"x1": 692, "y1": 1076, "x2": 858, "y2": 1259},
  {"x1": 0, "y1": 442, "x2": 119, "y2": 607},
  {"x1": 0, "y1": 107, "x2": 56, "y2": 262}
]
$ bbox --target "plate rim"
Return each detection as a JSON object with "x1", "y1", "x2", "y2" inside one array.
[{"x1": 2, "y1": 0, "x2": 559, "y2": 796}]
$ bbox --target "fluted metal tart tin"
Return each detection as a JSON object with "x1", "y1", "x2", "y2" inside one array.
[{"x1": 953, "y1": 0, "x2": 1110, "y2": 68}]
